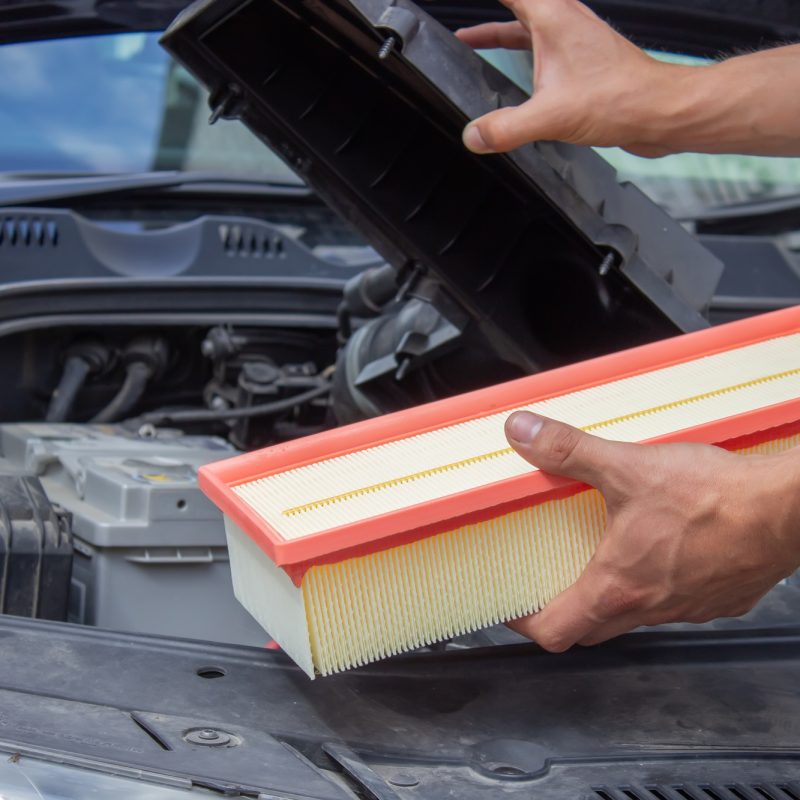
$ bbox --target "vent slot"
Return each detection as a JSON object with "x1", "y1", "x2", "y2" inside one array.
[
  {"x1": 0, "y1": 217, "x2": 59, "y2": 248},
  {"x1": 592, "y1": 785, "x2": 800, "y2": 800},
  {"x1": 218, "y1": 224, "x2": 287, "y2": 258}
]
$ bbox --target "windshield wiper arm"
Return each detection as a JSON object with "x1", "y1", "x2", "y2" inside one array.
[
  {"x1": 0, "y1": 171, "x2": 311, "y2": 207},
  {"x1": 677, "y1": 192, "x2": 800, "y2": 224}
]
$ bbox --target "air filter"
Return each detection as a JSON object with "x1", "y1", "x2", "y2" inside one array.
[{"x1": 200, "y1": 307, "x2": 800, "y2": 677}]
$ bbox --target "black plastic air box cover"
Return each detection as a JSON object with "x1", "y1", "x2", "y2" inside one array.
[{"x1": 161, "y1": 0, "x2": 724, "y2": 371}]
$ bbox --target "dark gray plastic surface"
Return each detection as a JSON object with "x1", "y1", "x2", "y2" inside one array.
[
  {"x1": 1, "y1": 600, "x2": 800, "y2": 797},
  {"x1": 0, "y1": 210, "x2": 378, "y2": 283}
]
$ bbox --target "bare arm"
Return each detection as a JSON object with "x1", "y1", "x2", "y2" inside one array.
[{"x1": 457, "y1": 0, "x2": 800, "y2": 158}]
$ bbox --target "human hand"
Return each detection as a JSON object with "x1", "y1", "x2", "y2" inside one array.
[
  {"x1": 504, "y1": 410, "x2": 800, "y2": 651},
  {"x1": 456, "y1": 0, "x2": 685, "y2": 157}
]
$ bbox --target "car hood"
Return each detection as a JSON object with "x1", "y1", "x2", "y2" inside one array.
[
  {"x1": 1, "y1": 0, "x2": 798, "y2": 54},
  {"x1": 2, "y1": 594, "x2": 800, "y2": 798}
]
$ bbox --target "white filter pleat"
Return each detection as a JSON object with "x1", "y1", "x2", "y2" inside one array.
[
  {"x1": 234, "y1": 334, "x2": 800, "y2": 540},
  {"x1": 291, "y1": 433, "x2": 799, "y2": 676}
]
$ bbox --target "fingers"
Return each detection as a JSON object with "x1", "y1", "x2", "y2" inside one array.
[
  {"x1": 500, "y1": 0, "x2": 594, "y2": 33},
  {"x1": 576, "y1": 614, "x2": 642, "y2": 646},
  {"x1": 623, "y1": 143, "x2": 674, "y2": 159},
  {"x1": 461, "y1": 0, "x2": 628, "y2": 154},
  {"x1": 456, "y1": 0, "x2": 591, "y2": 52},
  {"x1": 462, "y1": 82, "x2": 586, "y2": 152},
  {"x1": 507, "y1": 566, "x2": 607, "y2": 652},
  {"x1": 504, "y1": 410, "x2": 640, "y2": 499},
  {"x1": 508, "y1": 556, "x2": 649, "y2": 651},
  {"x1": 455, "y1": 21, "x2": 531, "y2": 50},
  {"x1": 503, "y1": 413, "x2": 650, "y2": 651},
  {"x1": 463, "y1": 101, "x2": 548, "y2": 154},
  {"x1": 463, "y1": 87, "x2": 581, "y2": 153}
]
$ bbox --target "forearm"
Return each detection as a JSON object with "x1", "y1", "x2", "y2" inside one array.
[{"x1": 643, "y1": 45, "x2": 800, "y2": 157}]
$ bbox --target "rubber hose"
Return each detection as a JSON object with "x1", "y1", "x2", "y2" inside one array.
[
  {"x1": 45, "y1": 356, "x2": 92, "y2": 422},
  {"x1": 91, "y1": 361, "x2": 153, "y2": 424}
]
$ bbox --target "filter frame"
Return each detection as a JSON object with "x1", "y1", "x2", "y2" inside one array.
[{"x1": 199, "y1": 305, "x2": 800, "y2": 576}]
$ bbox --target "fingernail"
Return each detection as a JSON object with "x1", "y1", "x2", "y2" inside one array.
[
  {"x1": 463, "y1": 124, "x2": 491, "y2": 154},
  {"x1": 507, "y1": 411, "x2": 544, "y2": 443}
]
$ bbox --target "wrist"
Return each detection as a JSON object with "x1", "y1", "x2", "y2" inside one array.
[
  {"x1": 630, "y1": 47, "x2": 798, "y2": 157},
  {"x1": 632, "y1": 59, "x2": 727, "y2": 155}
]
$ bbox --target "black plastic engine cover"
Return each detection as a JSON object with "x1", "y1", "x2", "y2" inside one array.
[
  {"x1": 2, "y1": 604, "x2": 800, "y2": 798},
  {"x1": 0, "y1": 476, "x2": 72, "y2": 620},
  {"x1": 160, "y1": 0, "x2": 724, "y2": 372}
]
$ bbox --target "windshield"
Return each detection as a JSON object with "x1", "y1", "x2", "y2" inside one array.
[
  {"x1": 0, "y1": 31, "x2": 297, "y2": 181},
  {"x1": 1, "y1": 33, "x2": 798, "y2": 216},
  {"x1": 0, "y1": 751, "x2": 218, "y2": 799}
]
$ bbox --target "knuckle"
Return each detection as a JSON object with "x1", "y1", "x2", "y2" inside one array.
[
  {"x1": 480, "y1": 115, "x2": 512, "y2": 151},
  {"x1": 685, "y1": 609, "x2": 715, "y2": 624},
  {"x1": 593, "y1": 578, "x2": 645, "y2": 620},
  {"x1": 526, "y1": 0, "x2": 562, "y2": 24},
  {"x1": 543, "y1": 425, "x2": 584, "y2": 471},
  {"x1": 597, "y1": 591, "x2": 639, "y2": 620}
]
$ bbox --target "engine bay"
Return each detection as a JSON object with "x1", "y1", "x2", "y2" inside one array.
[
  {"x1": 0, "y1": 192, "x2": 796, "y2": 651},
  {"x1": 0, "y1": 0, "x2": 796, "y2": 653},
  {"x1": 0, "y1": 192, "x2": 788, "y2": 645}
]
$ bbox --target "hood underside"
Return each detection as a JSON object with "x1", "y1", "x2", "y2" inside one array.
[{"x1": 1, "y1": 0, "x2": 798, "y2": 55}]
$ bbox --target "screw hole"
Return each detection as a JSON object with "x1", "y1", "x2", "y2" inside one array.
[
  {"x1": 176, "y1": 499, "x2": 187, "y2": 510},
  {"x1": 196, "y1": 666, "x2": 226, "y2": 679}
]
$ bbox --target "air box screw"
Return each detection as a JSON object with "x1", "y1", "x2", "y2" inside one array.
[{"x1": 378, "y1": 36, "x2": 396, "y2": 59}]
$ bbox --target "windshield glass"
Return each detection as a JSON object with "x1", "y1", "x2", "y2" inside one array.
[
  {"x1": 1, "y1": 33, "x2": 798, "y2": 215},
  {"x1": 480, "y1": 48, "x2": 800, "y2": 216},
  {"x1": 0, "y1": 31, "x2": 297, "y2": 181}
]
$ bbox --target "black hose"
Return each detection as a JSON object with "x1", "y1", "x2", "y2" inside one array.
[
  {"x1": 91, "y1": 361, "x2": 153, "y2": 424},
  {"x1": 46, "y1": 356, "x2": 92, "y2": 422},
  {"x1": 135, "y1": 383, "x2": 330, "y2": 426}
]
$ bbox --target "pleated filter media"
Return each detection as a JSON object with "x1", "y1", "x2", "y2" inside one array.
[{"x1": 199, "y1": 307, "x2": 800, "y2": 677}]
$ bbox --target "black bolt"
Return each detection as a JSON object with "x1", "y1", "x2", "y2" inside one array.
[{"x1": 184, "y1": 727, "x2": 236, "y2": 747}]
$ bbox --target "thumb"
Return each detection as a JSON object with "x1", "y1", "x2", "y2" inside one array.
[
  {"x1": 505, "y1": 410, "x2": 637, "y2": 496},
  {"x1": 462, "y1": 93, "x2": 565, "y2": 154}
]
